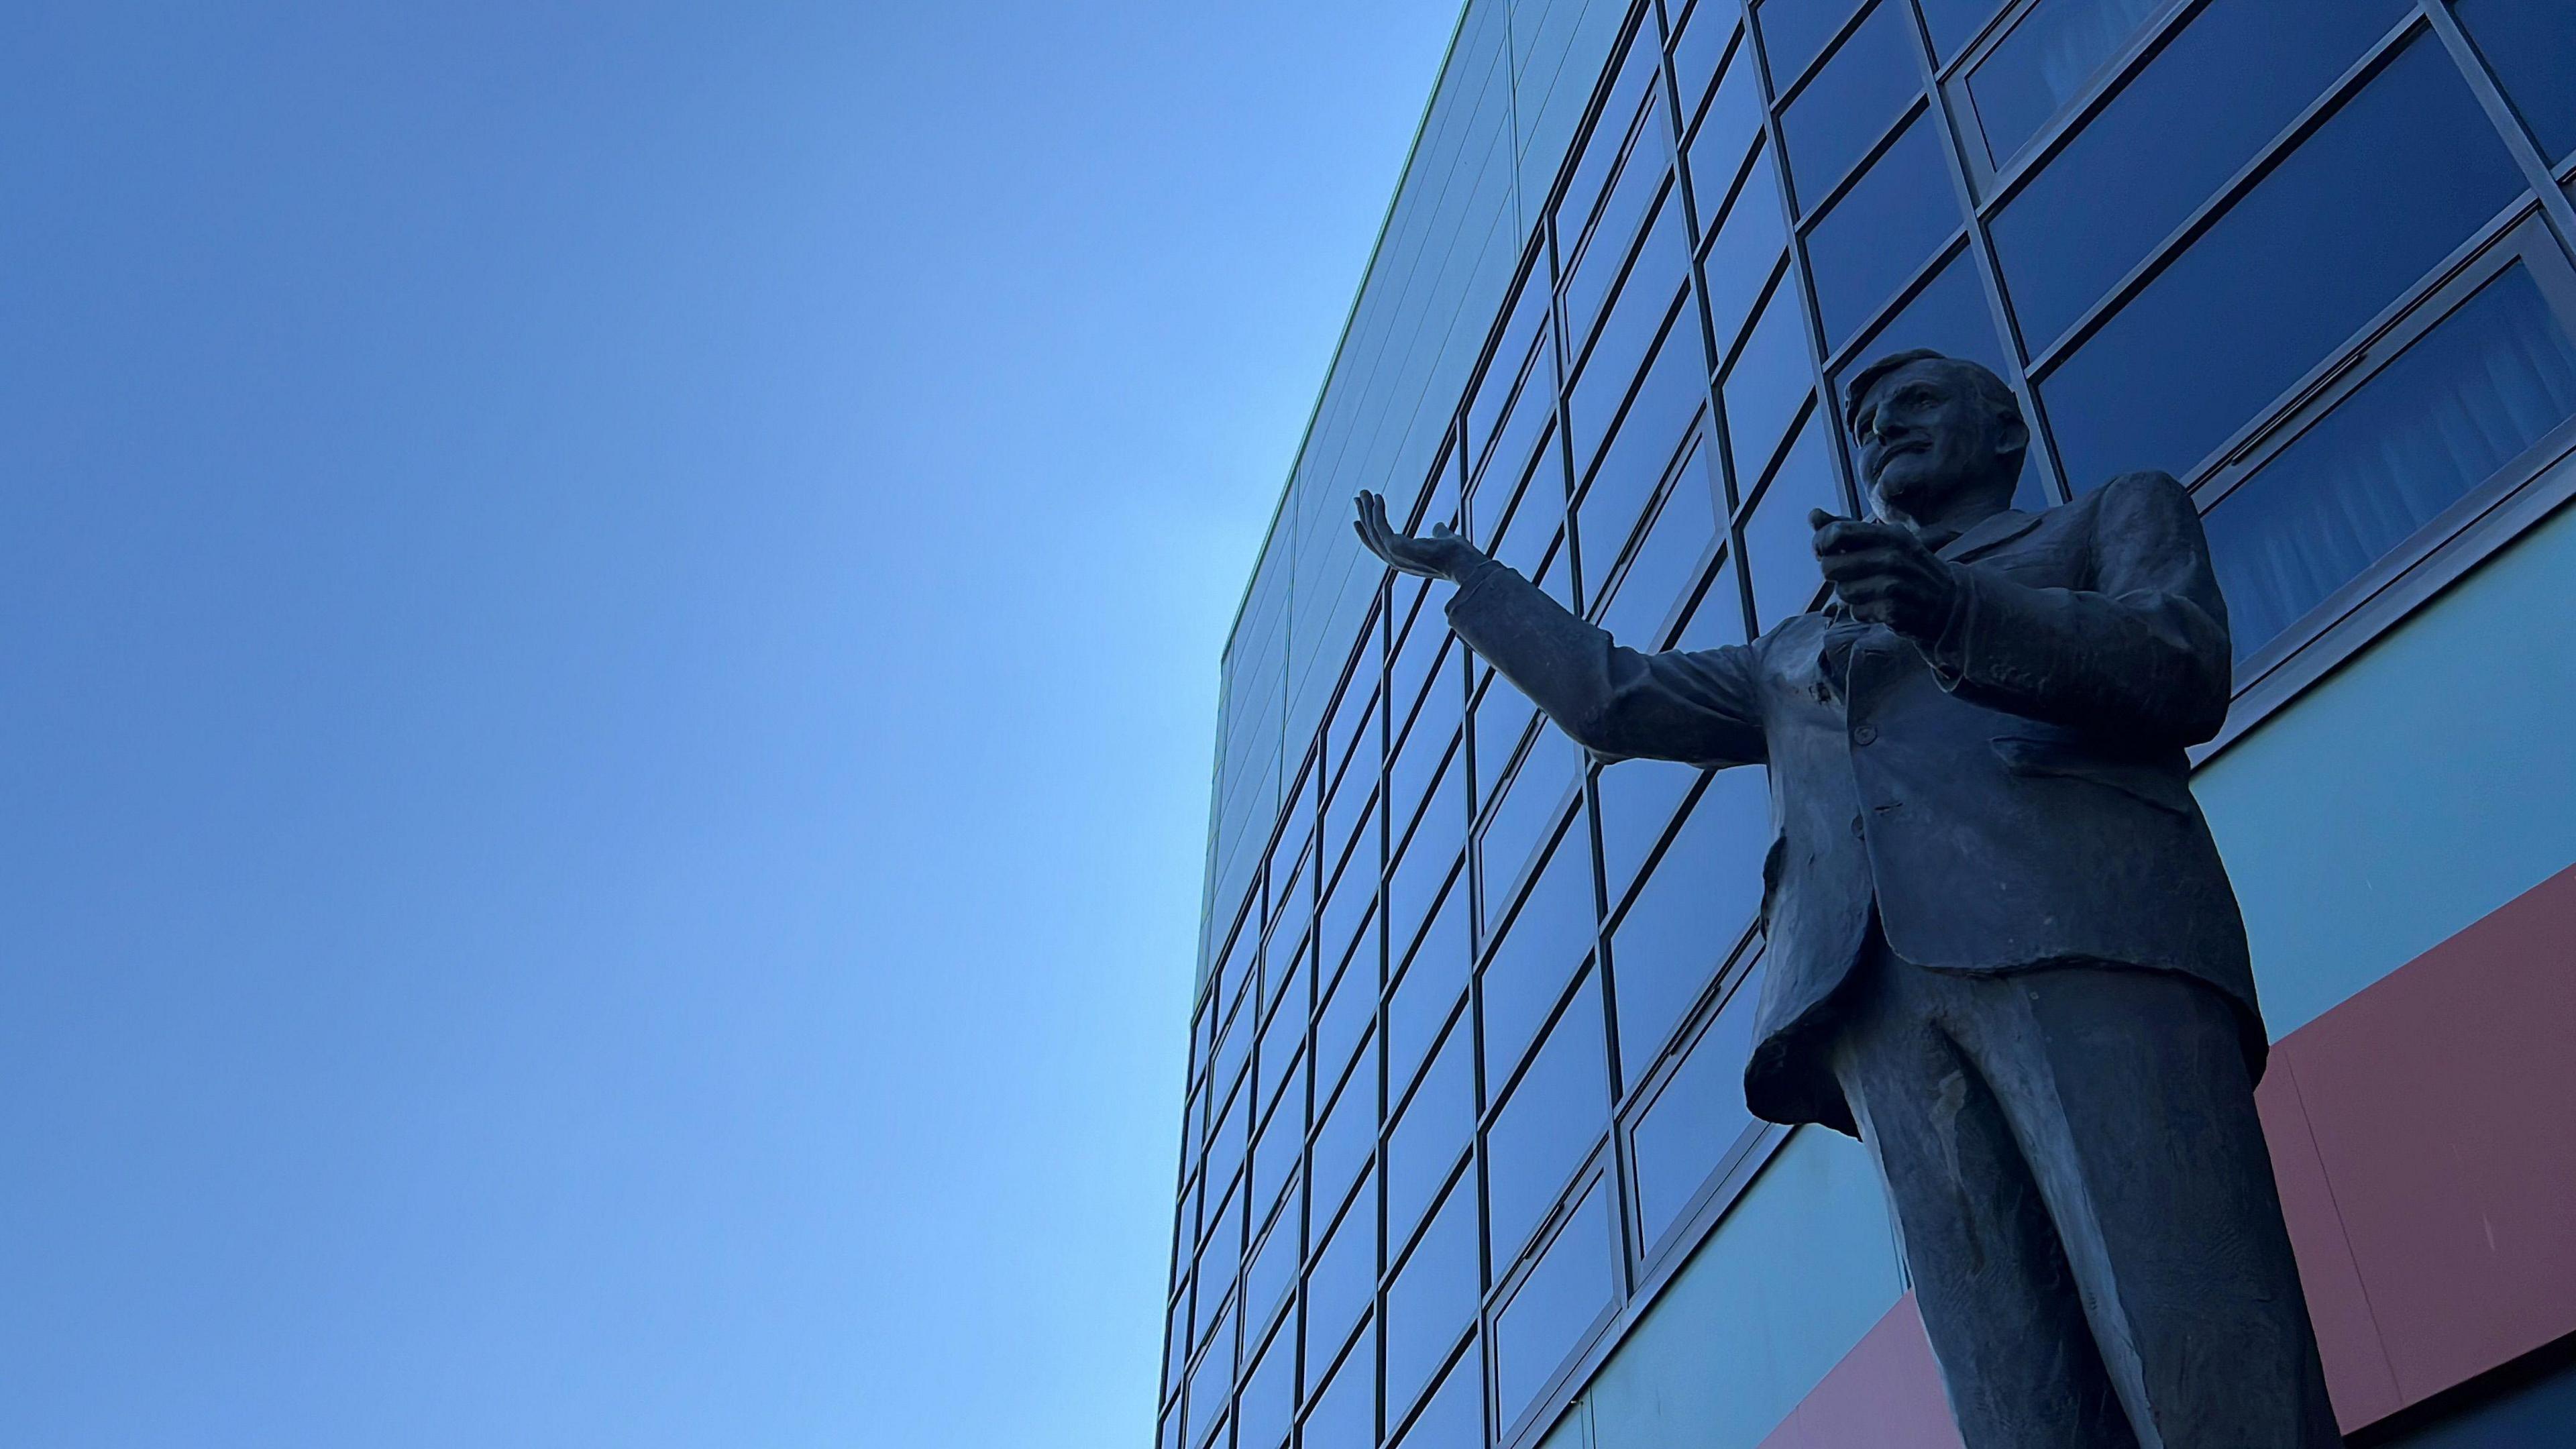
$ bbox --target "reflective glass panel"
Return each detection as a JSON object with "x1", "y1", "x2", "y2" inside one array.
[
  {"x1": 1389, "y1": 831, "x2": 1461, "y2": 971},
  {"x1": 2042, "y1": 36, "x2": 2528, "y2": 488},
  {"x1": 1672, "y1": 3, "x2": 1739, "y2": 131},
  {"x1": 1390, "y1": 713, "x2": 1460, "y2": 865},
  {"x1": 2456, "y1": 0, "x2": 2576, "y2": 164},
  {"x1": 1186, "y1": 1296, "x2": 1236, "y2": 1447},
  {"x1": 1596, "y1": 758, "x2": 1705, "y2": 908},
  {"x1": 1806, "y1": 112, "x2": 1960, "y2": 352},
  {"x1": 1205, "y1": 1073, "x2": 1252, "y2": 1205},
  {"x1": 1388, "y1": 875, "x2": 1469, "y2": 1100},
  {"x1": 1601, "y1": 454, "x2": 1721, "y2": 648},
  {"x1": 1302, "y1": 1318, "x2": 1375, "y2": 1444},
  {"x1": 1494, "y1": 1179, "x2": 1617, "y2": 1431},
  {"x1": 1384, "y1": 1173, "x2": 1480, "y2": 1421},
  {"x1": 1485, "y1": 976, "x2": 1612, "y2": 1265},
  {"x1": 1470, "y1": 671, "x2": 1538, "y2": 813},
  {"x1": 1479, "y1": 734, "x2": 1578, "y2": 935},
  {"x1": 1303, "y1": 1177, "x2": 1377, "y2": 1369},
  {"x1": 1831, "y1": 243, "x2": 2008, "y2": 398},
  {"x1": 1197, "y1": 1173, "x2": 1244, "y2": 1321},
  {"x1": 1723, "y1": 275, "x2": 1818, "y2": 486},
  {"x1": 1704, "y1": 148, "x2": 1791, "y2": 362},
  {"x1": 1259, "y1": 947, "x2": 1309, "y2": 1097},
  {"x1": 1742, "y1": 409, "x2": 1839, "y2": 631},
  {"x1": 1251, "y1": 1070, "x2": 1302, "y2": 1221},
  {"x1": 1479, "y1": 828, "x2": 1598, "y2": 1081},
  {"x1": 1572, "y1": 282, "x2": 1692, "y2": 481},
  {"x1": 1755, "y1": 0, "x2": 1865, "y2": 90},
  {"x1": 1610, "y1": 767, "x2": 1768, "y2": 1072},
  {"x1": 1579, "y1": 285, "x2": 1707, "y2": 556},
  {"x1": 1687, "y1": 30, "x2": 1766, "y2": 213},
  {"x1": 1316, "y1": 920, "x2": 1378, "y2": 1093},
  {"x1": 1780, "y1": 1, "x2": 1922, "y2": 211},
  {"x1": 1631, "y1": 969, "x2": 1763, "y2": 1250},
  {"x1": 1470, "y1": 267, "x2": 1552, "y2": 474},
  {"x1": 1992, "y1": 0, "x2": 2413, "y2": 354},
  {"x1": 1672, "y1": 550, "x2": 1747, "y2": 649},
  {"x1": 1919, "y1": 0, "x2": 2009, "y2": 60},
  {"x1": 1310, "y1": 1042, "x2": 1377, "y2": 1216},
  {"x1": 1966, "y1": 0, "x2": 2168, "y2": 168},
  {"x1": 1476, "y1": 348, "x2": 1559, "y2": 527},
  {"x1": 1391, "y1": 1338, "x2": 1481, "y2": 1449},
  {"x1": 1236, "y1": 1318, "x2": 1296, "y2": 1449},
  {"x1": 1566, "y1": 151, "x2": 1676, "y2": 355},
  {"x1": 2208, "y1": 265, "x2": 2576, "y2": 660},
  {"x1": 1243, "y1": 1178, "x2": 1303, "y2": 1334},
  {"x1": 1319, "y1": 802, "x2": 1377, "y2": 975},
  {"x1": 1558, "y1": 35, "x2": 1664, "y2": 251},
  {"x1": 1387, "y1": 1019, "x2": 1473, "y2": 1248}
]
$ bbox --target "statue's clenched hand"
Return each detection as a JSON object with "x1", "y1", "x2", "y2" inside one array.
[
  {"x1": 1353, "y1": 491, "x2": 1488, "y2": 582},
  {"x1": 1810, "y1": 508, "x2": 1959, "y2": 639}
]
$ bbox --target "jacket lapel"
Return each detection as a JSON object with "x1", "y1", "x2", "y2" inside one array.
[{"x1": 1939, "y1": 508, "x2": 2042, "y2": 563}]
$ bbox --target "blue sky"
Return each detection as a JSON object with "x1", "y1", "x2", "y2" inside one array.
[{"x1": 0, "y1": 3, "x2": 1456, "y2": 1444}]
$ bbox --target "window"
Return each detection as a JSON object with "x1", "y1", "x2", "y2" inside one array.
[
  {"x1": 1595, "y1": 759, "x2": 1705, "y2": 909},
  {"x1": 2455, "y1": 0, "x2": 2576, "y2": 164},
  {"x1": 1703, "y1": 148, "x2": 1790, "y2": 362},
  {"x1": 1250, "y1": 1053, "x2": 1302, "y2": 1216},
  {"x1": 1754, "y1": 0, "x2": 1866, "y2": 92},
  {"x1": 1779, "y1": 1, "x2": 1922, "y2": 211},
  {"x1": 1470, "y1": 669, "x2": 1539, "y2": 814},
  {"x1": 1919, "y1": 0, "x2": 2010, "y2": 60},
  {"x1": 1485, "y1": 976, "x2": 1611, "y2": 1266},
  {"x1": 1235, "y1": 1318, "x2": 1295, "y2": 1449},
  {"x1": 1807, "y1": 113, "x2": 1962, "y2": 353},
  {"x1": 2205, "y1": 260, "x2": 2576, "y2": 662},
  {"x1": 1473, "y1": 347, "x2": 1558, "y2": 523},
  {"x1": 1723, "y1": 275, "x2": 1820, "y2": 488},
  {"x1": 1741, "y1": 409, "x2": 1840, "y2": 630},
  {"x1": 1557, "y1": 25, "x2": 1666, "y2": 256},
  {"x1": 1609, "y1": 767, "x2": 1768, "y2": 1075},
  {"x1": 1303, "y1": 1176, "x2": 1377, "y2": 1372},
  {"x1": 1630, "y1": 969, "x2": 1763, "y2": 1254},
  {"x1": 1309, "y1": 1042, "x2": 1376, "y2": 1216},
  {"x1": 1831, "y1": 244, "x2": 2008, "y2": 400},
  {"x1": 1672, "y1": 549, "x2": 1749, "y2": 649},
  {"x1": 1469, "y1": 264, "x2": 1551, "y2": 478},
  {"x1": 1578, "y1": 301, "x2": 1708, "y2": 570},
  {"x1": 1301, "y1": 1317, "x2": 1375, "y2": 1444},
  {"x1": 1599, "y1": 448, "x2": 1722, "y2": 648},
  {"x1": 1990, "y1": 0, "x2": 2414, "y2": 354},
  {"x1": 1572, "y1": 282, "x2": 1693, "y2": 480},
  {"x1": 1390, "y1": 1342, "x2": 1481, "y2": 1449},
  {"x1": 1478, "y1": 829, "x2": 1598, "y2": 1082},
  {"x1": 1388, "y1": 813, "x2": 1461, "y2": 968},
  {"x1": 1383, "y1": 1171, "x2": 1480, "y2": 1421},
  {"x1": 1493, "y1": 1179, "x2": 1617, "y2": 1433},
  {"x1": 1477, "y1": 735, "x2": 1580, "y2": 932},
  {"x1": 1185, "y1": 1295, "x2": 1235, "y2": 1447},
  {"x1": 1242, "y1": 1181, "x2": 1302, "y2": 1337},
  {"x1": 1387, "y1": 877, "x2": 1469, "y2": 1101},
  {"x1": 2041, "y1": 33, "x2": 2528, "y2": 489},
  {"x1": 1962, "y1": 0, "x2": 2171, "y2": 169},
  {"x1": 1686, "y1": 31, "x2": 1766, "y2": 231},
  {"x1": 1386, "y1": 1018, "x2": 1473, "y2": 1248},
  {"x1": 1672, "y1": 5, "x2": 1743, "y2": 144},
  {"x1": 1566, "y1": 156, "x2": 1678, "y2": 357},
  {"x1": 1315, "y1": 914, "x2": 1377, "y2": 1094}
]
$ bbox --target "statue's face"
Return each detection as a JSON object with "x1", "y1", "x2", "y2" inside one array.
[{"x1": 1853, "y1": 360, "x2": 2009, "y2": 521}]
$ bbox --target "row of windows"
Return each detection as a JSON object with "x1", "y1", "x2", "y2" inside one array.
[{"x1": 1169, "y1": 1, "x2": 2576, "y2": 1447}]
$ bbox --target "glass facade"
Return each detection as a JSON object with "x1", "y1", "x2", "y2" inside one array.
[{"x1": 1168, "y1": 3, "x2": 2576, "y2": 1447}]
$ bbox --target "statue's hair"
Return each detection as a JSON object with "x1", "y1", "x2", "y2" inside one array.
[{"x1": 1842, "y1": 348, "x2": 2023, "y2": 435}]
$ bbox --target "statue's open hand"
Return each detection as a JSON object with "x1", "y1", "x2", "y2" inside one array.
[
  {"x1": 1354, "y1": 491, "x2": 1487, "y2": 582},
  {"x1": 1810, "y1": 509, "x2": 1959, "y2": 639}
]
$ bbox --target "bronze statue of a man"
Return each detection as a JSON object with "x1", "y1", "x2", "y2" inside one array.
[{"x1": 1354, "y1": 350, "x2": 2341, "y2": 1447}]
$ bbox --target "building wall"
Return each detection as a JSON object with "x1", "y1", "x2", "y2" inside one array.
[{"x1": 1165, "y1": 3, "x2": 2576, "y2": 1448}]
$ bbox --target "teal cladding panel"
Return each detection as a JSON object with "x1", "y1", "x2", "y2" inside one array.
[{"x1": 2201, "y1": 482, "x2": 2576, "y2": 1038}]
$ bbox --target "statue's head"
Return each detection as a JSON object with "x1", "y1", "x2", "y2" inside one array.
[{"x1": 1841, "y1": 350, "x2": 2029, "y2": 526}]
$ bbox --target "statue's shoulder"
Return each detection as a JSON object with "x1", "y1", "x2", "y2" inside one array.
[{"x1": 2056, "y1": 470, "x2": 2194, "y2": 530}]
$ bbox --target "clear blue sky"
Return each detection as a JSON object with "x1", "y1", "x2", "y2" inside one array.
[{"x1": 0, "y1": 4, "x2": 1456, "y2": 1444}]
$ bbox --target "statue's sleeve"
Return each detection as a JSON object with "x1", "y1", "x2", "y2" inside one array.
[
  {"x1": 1924, "y1": 471, "x2": 2233, "y2": 746},
  {"x1": 1442, "y1": 558, "x2": 1768, "y2": 767}
]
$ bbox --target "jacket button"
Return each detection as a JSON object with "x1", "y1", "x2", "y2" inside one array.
[
  {"x1": 1853, "y1": 724, "x2": 1879, "y2": 745},
  {"x1": 1849, "y1": 816, "x2": 1866, "y2": 839}
]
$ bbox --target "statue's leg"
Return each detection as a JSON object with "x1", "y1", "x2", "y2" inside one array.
[
  {"x1": 1830, "y1": 942, "x2": 2136, "y2": 1448},
  {"x1": 1957, "y1": 967, "x2": 2344, "y2": 1448}
]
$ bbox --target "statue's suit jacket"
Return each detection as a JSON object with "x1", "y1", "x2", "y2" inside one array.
[{"x1": 1443, "y1": 471, "x2": 2263, "y2": 1134}]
